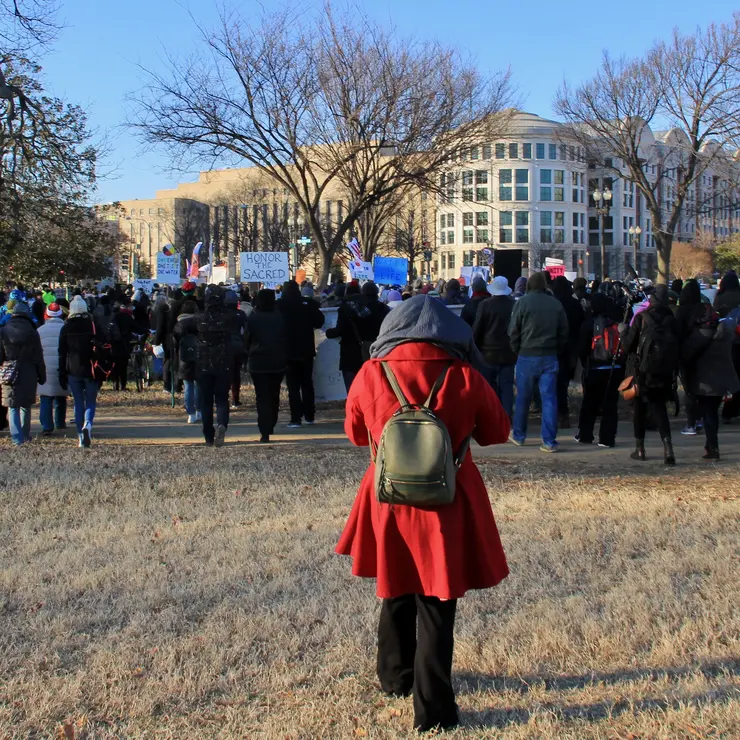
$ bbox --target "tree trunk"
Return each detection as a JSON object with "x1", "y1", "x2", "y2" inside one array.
[
  {"x1": 655, "y1": 233, "x2": 672, "y2": 286},
  {"x1": 316, "y1": 247, "x2": 333, "y2": 290}
]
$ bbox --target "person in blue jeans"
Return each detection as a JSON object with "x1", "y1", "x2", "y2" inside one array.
[
  {"x1": 508, "y1": 272, "x2": 568, "y2": 452},
  {"x1": 59, "y1": 296, "x2": 99, "y2": 448}
]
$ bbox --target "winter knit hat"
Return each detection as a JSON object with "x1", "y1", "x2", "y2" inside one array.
[
  {"x1": 46, "y1": 303, "x2": 63, "y2": 318},
  {"x1": 69, "y1": 296, "x2": 88, "y2": 316},
  {"x1": 471, "y1": 277, "x2": 488, "y2": 294},
  {"x1": 12, "y1": 301, "x2": 31, "y2": 315},
  {"x1": 182, "y1": 281, "x2": 196, "y2": 294}
]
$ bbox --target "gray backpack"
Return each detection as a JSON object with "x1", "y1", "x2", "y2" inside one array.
[{"x1": 371, "y1": 361, "x2": 470, "y2": 507}]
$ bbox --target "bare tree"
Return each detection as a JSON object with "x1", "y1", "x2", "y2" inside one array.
[
  {"x1": 133, "y1": 4, "x2": 511, "y2": 287},
  {"x1": 670, "y1": 240, "x2": 713, "y2": 280},
  {"x1": 555, "y1": 15, "x2": 740, "y2": 284}
]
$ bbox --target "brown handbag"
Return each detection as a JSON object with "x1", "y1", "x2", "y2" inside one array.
[{"x1": 618, "y1": 374, "x2": 639, "y2": 401}]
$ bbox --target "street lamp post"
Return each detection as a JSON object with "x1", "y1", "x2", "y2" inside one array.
[
  {"x1": 628, "y1": 225, "x2": 642, "y2": 275},
  {"x1": 592, "y1": 187, "x2": 612, "y2": 281}
]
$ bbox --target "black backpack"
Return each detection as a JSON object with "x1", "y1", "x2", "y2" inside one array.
[
  {"x1": 638, "y1": 311, "x2": 679, "y2": 385},
  {"x1": 590, "y1": 317, "x2": 622, "y2": 365},
  {"x1": 179, "y1": 332, "x2": 198, "y2": 364},
  {"x1": 106, "y1": 319, "x2": 123, "y2": 344}
]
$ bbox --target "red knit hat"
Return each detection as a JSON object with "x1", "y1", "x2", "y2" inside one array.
[
  {"x1": 182, "y1": 281, "x2": 196, "y2": 293},
  {"x1": 46, "y1": 302, "x2": 63, "y2": 318}
]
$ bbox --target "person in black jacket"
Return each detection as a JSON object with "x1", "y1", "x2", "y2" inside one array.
[
  {"x1": 575, "y1": 293, "x2": 624, "y2": 447},
  {"x1": 325, "y1": 282, "x2": 390, "y2": 391},
  {"x1": 224, "y1": 290, "x2": 247, "y2": 408},
  {"x1": 58, "y1": 296, "x2": 99, "y2": 448},
  {"x1": 131, "y1": 291, "x2": 151, "y2": 332},
  {"x1": 472, "y1": 276, "x2": 515, "y2": 417},
  {"x1": 173, "y1": 300, "x2": 200, "y2": 423},
  {"x1": 108, "y1": 303, "x2": 140, "y2": 391},
  {"x1": 674, "y1": 280, "x2": 705, "y2": 435},
  {"x1": 0, "y1": 302, "x2": 46, "y2": 446},
  {"x1": 196, "y1": 285, "x2": 232, "y2": 447},
  {"x1": 246, "y1": 289, "x2": 287, "y2": 443},
  {"x1": 151, "y1": 293, "x2": 176, "y2": 392},
  {"x1": 622, "y1": 285, "x2": 680, "y2": 464},
  {"x1": 552, "y1": 276, "x2": 585, "y2": 429},
  {"x1": 31, "y1": 291, "x2": 46, "y2": 327},
  {"x1": 460, "y1": 277, "x2": 490, "y2": 326},
  {"x1": 276, "y1": 280, "x2": 325, "y2": 427}
]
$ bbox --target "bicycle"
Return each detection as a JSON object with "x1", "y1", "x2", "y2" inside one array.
[{"x1": 129, "y1": 334, "x2": 151, "y2": 393}]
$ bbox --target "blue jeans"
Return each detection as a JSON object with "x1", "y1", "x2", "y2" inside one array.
[
  {"x1": 9, "y1": 407, "x2": 31, "y2": 445},
  {"x1": 183, "y1": 379, "x2": 201, "y2": 415},
  {"x1": 39, "y1": 395, "x2": 68, "y2": 432},
  {"x1": 68, "y1": 376, "x2": 99, "y2": 434},
  {"x1": 488, "y1": 364, "x2": 515, "y2": 419},
  {"x1": 513, "y1": 355, "x2": 559, "y2": 446}
]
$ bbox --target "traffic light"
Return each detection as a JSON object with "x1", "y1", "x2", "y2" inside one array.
[{"x1": 121, "y1": 254, "x2": 130, "y2": 271}]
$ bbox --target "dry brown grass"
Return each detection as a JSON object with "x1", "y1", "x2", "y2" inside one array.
[{"x1": 0, "y1": 440, "x2": 737, "y2": 738}]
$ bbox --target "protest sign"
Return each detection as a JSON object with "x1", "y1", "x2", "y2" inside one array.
[
  {"x1": 156, "y1": 250, "x2": 181, "y2": 284},
  {"x1": 545, "y1": 264, "x2": 566, "y2": 278},
  {"x1": 240, "y1": 252, "x2": 290, "y2": 288},
  {"x1": 133, "y1": 279, "x2": 154, "y2": 294},
  {"x1": 349, "y1": 261, "x2": 374, "y2": 281},
  {"x1": 373, "y1": 256, "x2": 408, "y2": 286}
]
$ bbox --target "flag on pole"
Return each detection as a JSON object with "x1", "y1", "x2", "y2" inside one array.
[
  {"x1": 347, "y1": 237, "x2": 363, "y2": 263},
  {"x1": 189, "y1": 242, "x2": 202, "y2": 279}
]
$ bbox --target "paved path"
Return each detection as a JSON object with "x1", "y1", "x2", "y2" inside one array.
[{"x1": 23, "y1": 408, "x2": 740, "y2": 466}]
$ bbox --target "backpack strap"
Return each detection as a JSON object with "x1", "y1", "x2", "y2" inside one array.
[
  {"x1": 381, "y1": 362, "x2": 411, "y2": 409},
  {"x1": 423, "y1": 364, "x2": 451, "y2": 409}
]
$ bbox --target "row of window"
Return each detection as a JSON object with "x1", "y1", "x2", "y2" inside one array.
[
  {"x1": 451, "y1": 142, "x2": 586, "y2": 164},
  {"x1": 130, "y1": 207, "x2": 166, "y2": 217}
]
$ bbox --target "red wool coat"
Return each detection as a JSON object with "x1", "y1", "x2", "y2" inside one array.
[{"x1": 335, "y1": 342, "x2": 511, "y2": 599}]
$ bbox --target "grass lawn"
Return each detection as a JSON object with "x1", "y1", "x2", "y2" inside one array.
[{"x1": 0, "y1": 435, "x2": 738, "y2": 738}]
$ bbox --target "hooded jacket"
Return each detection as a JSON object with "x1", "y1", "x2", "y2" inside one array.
[
  {"x1": 276, "y1": 286, "x2": 325, "y2": 361},
  {"x1": 472, "y1": 295, "x2": 516, "y2": 366},
  {"x1": 37, "y1": 317, "x2": 67, "y2": 397},
  {"x1": 59, "y1": 314, "x2": 96, "y2": 381},
  {"x1": 508, "y1": 274, "x2": 568, "y2": 357},
  {"x1": 0, "y1": 312, "x2": 46, "y2": 408},
  {"x1": 325, "y1": 295, "x2": 390, "y2": 372}
]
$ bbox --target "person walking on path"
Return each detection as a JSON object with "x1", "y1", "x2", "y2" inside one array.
[
  {"x1": 59, "y1": 296, "x2": 99, "y2": 448},
  {"x1": 196, "y1": 286, "x2": 232, "y2": 447},
  {"x1": 246, "y1": 289, "x2": 287, "y2": 443},
  {"x1": 575, "y1": 293, "x2": 624, "y2": 447},
  {"x1": 0, "y1": 302, "x2": 46, "y2": 446},
  {"x1": 173, "y1": 300, "x2": 200, "y2": 424},
  {"x1": 622, "y1": 285, "x2": 680, "y2": 464},
  {"x1": 472, "y1": 275, "x2": 516, "y2": 418},
  {"x1": 713, "y1": 271, "x2": 740, "y2": 423},
  {"x1": 36, "y1": 303, "x2": 68, "y2": 435},
  {"x1": 276, "y1": 280, "x2": 325, "y2": 428},
  {"x1": 675, "y1": 280, "x2": 705, "y2": 436},
  {"x1": 336, "y1": 295, "x2": 510, "y2": 733},
  {"x1": 325, "y1": 282, "x2": 390, "y2": 392},
  {"x1": 224, "y1": 290, "x2": 247, "y2": 409},
  {"x1": 508, "y1": 271, "x2": 568, "y2": 452}
]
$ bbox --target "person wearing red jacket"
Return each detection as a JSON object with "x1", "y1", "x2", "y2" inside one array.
[{"x1": 336, "y1": 294, "x2": 510, "y2": 733}]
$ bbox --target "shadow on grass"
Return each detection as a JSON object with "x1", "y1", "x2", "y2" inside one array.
[{"x1": 458, "y1": 657, "x2": 739, "y2": 728}]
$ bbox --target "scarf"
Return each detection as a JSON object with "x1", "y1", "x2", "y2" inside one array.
[{"x1": 370, "y1": 294, "x2": 487, "y2": 373}]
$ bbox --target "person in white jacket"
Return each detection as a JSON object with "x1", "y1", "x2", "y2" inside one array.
[{"x1": 37, "y1": 303, "x2": 68, "y2": 434}]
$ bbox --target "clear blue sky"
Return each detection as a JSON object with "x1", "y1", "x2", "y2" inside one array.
[{"x1": 38, "y1": 0, "x2": 738, "y2": 204}]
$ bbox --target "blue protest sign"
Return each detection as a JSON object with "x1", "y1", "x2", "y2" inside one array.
[{"x1": 373, "y1": 256, "x2": 408, "y2": 286}]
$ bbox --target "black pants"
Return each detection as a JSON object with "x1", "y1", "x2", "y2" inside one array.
[
  {"x1": 199, "y1": 372, "x2": 230, "y2": 443},
  {"x1": 578, "y1": 368, "x2": 623, "y2": 445},
  {"x1": 633, "y1": 389, "x2": 671, "y2": 440},
  {"x1": 251, "y1": 372, "x2": 283, "y2": 436},
  {"x1": 231, "y1": 356, "x2": 244, "y2": 405},
  {"x1": 342, "y1": 370, "x2": 358, "y2": 393},
  {"x1": 285, "y1": 358, "x2": 315, "y2": 424},
  {"x1": 697, "y1": 395, "x2": 721, "y2": 451},
  {"x1": 111, "y1": 357, "x2": 128, "y2": 391},
  {"x1": 557, "y1": 353, "x2": 572, "y2": 417},
  {"x1": 163, "y1": 350, "x2": 173, "y2": 392},
  {"x1": 377, "y1": 595, "x2": 459, "y2": 732}
]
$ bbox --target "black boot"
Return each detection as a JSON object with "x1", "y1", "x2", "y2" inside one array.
[
  {"x1": 703, "y1": 447, "x2": 720, "y2": 460},
  {"x1": 662, "y1": 437, "x2": 676, "y2": 465},
  {"x1": 630, "y1": 438, "x2": 646, "y2": 461}
]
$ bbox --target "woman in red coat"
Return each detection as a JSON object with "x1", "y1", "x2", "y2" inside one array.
[{"x1": 336, "y1": 294, "x2": 510, "y2": 732}]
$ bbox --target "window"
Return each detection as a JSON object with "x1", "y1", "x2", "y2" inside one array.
[
  {"x1": 523, "y1": 143, "x2": 532, "y2": 159},
  {"x1": 148, "y1": 208, "x2": 154, "y2": 215},
  {"x1": 463, "y1": 212, "x2": 474, "y2": 226},
  {"x1": 572, "y1": 172, "x2": 584, "y2": 204},
  {"x1": 448, "y1": 253, "x2": 456, "y2": 270},
  {"x1": 476, "y1": 187, "x2": 488, "y2": 202},
  {"x1": 509, "y1": 143, "x2": 518, "y2": 159},
  {"x1": 440, "y1": 231, "x2": 446, "y2": 245},
  {"x1": 440, "y1": 214, "x2": 446, "y2": 229},
  {"x1": 569, "y1": 146, "x2": 575, "y2": 161},
  {"x1": 462, "y1": 170, "x2": 473, "y2": 186},
  {"x1": 516, "y1": 211, "x2": 529, "y2": 243},
  {"x1": 515, "y1": 169, "x2": 529, "y2": 201},
  {"x1": 540, "y1": 211, "x2": 552, "y2": 243},
  {"x1": 495, "y1": 143, "x2": 505, "y2": 159},
  {"x1": 623, "y1": 180, "x2": 634, "y2": 208},
  {"x1": 477, "y1": 229, "x2": 489, "y2": 243},
  {"x1": 541, "y1": 170, "x2": 552, "y2": 184},
  {"x1": 447, "y1": 213, "x2": 455, "y2": 228},
  {"x1": 482, "y1": 144, "x2": 492, "y2": 160},
  {"x1": 476, "y1": 212, "x2": 488, "y2": 226},
  {"x1": 447, "y1": 230, "x2": 455, "y2": 244},
  {"x1": 463, "y1": 228, "x2": 474, "y2": 243},
  {"x1": 500, "y1": 211, "x2": 512, "y2": 243},
  {"x1": 560, "y1": 144, "x2": 567, "y2": 160},
  {"x1": 441, "y1": 253, "x2": 447, "y2": 270},
  {"x1": 471, "y1": 147, "x2": 479, "y2": 161},
  {"x1": 157, "y1": 207, "x2": 164, "y2": 215},
  {"x1": 462, "y1": 187, "x2": 474, "y2": 202},
  {"x1": 475, "y1": 170, "x2": 488, "y2": 185},
  {"x1": 463, "y1": 250, "x2": 475, "y2": 265},
  {"x1": 549, "y1": 144, "x2": 557, "y2": 160},
  {"x1": 540, "y1": 187, "x2": 552, "y2": 201},
  {"x1": 499, "y1": 169, "x2": 512, "y2": 200},
  {"x1": 139, "y1": 208, "x2": 144, "y2": 215},
  {"x1": 536, "y1": 143, "x2": 545, "y2": 160},
  {"x1": 622, "y1": 215, "x2": 634, "y2": 246},
  {"x1": 554, "y1": 212, "x2": 565, "y2": 243}
]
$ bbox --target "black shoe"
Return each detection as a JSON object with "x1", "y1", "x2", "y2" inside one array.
[
  {"x1": 40, "y1": 429, "x2": 53, "y2": 437},
  {"x1": 81, "y1": 427, "x2": 91, "y2": 449},
  {"x1": 415, "y1": 708, "x2": 459, "y2": 734},
  {"x1": 703, "y1": 447, "x2": 720, "y2": 460},
  {"x1": 662, "y1": 437, "x2": 676, "y2": 465},
  {"x1": 259, "y1": 435, "x2": 270, "y2": 443},
  {"x1": 630, "y1": 438, "x2": 646, "y2": 461},
  {"x1": 205, "y1": 439, "x2": 214, "y2": 447},
  {"x1": 214, "y1": 424, "x2": 227, "y2": 448},
  {"x1": 574, "y1": 434, "x2": 592, "y2": 444}
]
